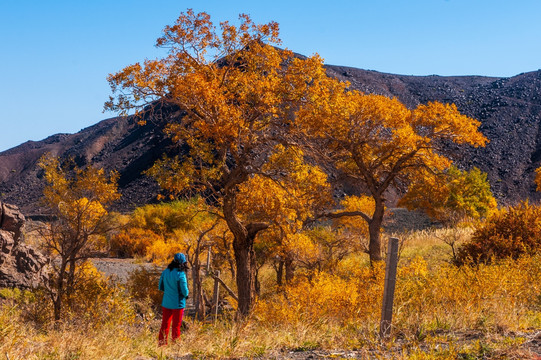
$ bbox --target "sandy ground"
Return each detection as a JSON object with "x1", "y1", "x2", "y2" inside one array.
[{"x1": 91, "y1": 258, "x2": 159, "y2": 282}]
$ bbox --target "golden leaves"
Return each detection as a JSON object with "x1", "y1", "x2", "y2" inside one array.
[
  {"x1": 399, "y1": 166, "x2": 497, "y2": 223},
  {"x1": 237, "y1": 145, "x2": 332, "y2": 232},
  {"x1": 297, "y1": 81, "x2": 488, "y2": 198},
  {"x1": 38, "y1": 153, "x2": 121, "y2": 264},
  {"x1": 412, "y1": 101, "x2": 488, "y2": 147},
  {"x1": 39, "y1": 154, "x2": 120, "y2": 215}
]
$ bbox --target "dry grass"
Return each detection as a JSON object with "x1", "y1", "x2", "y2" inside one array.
[{"x1": 2, "y1": 226, "x2": 540, "y2": 359}]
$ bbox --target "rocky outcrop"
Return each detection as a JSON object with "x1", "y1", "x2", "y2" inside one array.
[
  {"x1": 0, "y1": 201, "x2": 48, "y2": 289},
  {"x1": 1, "y1": 202, "x2": 25, "y2": 242}
]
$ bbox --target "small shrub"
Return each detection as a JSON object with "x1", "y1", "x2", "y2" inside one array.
[
  {"x1": 126, "y1": 266, "x2": 163, "y2": 313},
  {"x1": 110, "y1": 228, "x2": 161, "y2": 257},
  {"x1": 456, "y1": 201, "x2": 541, "y2": 264},
  {"x1": 67, "y1": 261, "x2": 136, "y2": 326}
]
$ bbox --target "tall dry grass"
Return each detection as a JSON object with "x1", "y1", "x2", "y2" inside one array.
[{"x1": 1, "y1": 228, "x2": 540, "y2": 359}]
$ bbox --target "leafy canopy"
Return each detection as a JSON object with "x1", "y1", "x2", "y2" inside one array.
[
  {"x1": 106, "y1": 9, "x2": 328, "y2": 201},
  {"x1": 399, "y1": 166, "x2": 497, "y2": 223},
  {"x1": 296, "y1": 79, "x2": 488, "y2": 262}
]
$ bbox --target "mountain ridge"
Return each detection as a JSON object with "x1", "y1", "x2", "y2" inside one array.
[{"x1": 2, "y1": 65, "x2": 541, "y2": 215}]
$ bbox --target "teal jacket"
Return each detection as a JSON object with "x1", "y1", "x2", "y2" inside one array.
[{"x1": 159, "y1": 268, "x2": 189, "y2": 309}]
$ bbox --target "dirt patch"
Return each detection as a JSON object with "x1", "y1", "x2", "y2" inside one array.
[{"x1": 91, "y1": 258, "x2": 158, "y2": 282}]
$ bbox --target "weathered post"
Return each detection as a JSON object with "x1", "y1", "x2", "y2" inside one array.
[
  {"x1": 212, "y1": 270, "x2": 221, "y2": 323},
  {"x1": 206, "y1": 245, "x2": 212, "y2": 274},
  {"x1": 380, "y1": 237, "x2": 399, "y2": 338}
]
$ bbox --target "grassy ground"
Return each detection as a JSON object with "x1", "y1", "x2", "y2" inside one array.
[{"x1": 1, "y1": 226, "x2": 540, "y2": 359}]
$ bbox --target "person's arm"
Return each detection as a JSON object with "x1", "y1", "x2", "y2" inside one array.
[
  {"x1": 179, "y1": 271, "x2": 189, "y2": 298},
  {"x1": 159, "y1": 272, "x2": 165, "y2": 292}
]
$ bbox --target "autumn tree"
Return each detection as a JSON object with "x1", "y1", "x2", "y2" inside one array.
[
  {"x1": 297, "y1": 89, "x2": 488, "y2": 263},
  {"x1": 236, "y1": 145, "x2": 333, "y2": 286},
  {"x1": 398, "y1": 165, "x2": 497, "y2": 224},
  {"x1": 105, "y1": 10, "x2": 330, "y2": 315},
  {"x1": 38, "y1": 154, "x2": 120, "y2": 321}
]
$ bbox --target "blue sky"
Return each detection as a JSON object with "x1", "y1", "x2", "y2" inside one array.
[{"x1": 1, "y1": 0, "x2": 540, "y2": 152}]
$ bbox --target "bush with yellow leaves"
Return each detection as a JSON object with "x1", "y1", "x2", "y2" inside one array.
[
  {"x1": 110, "y1": 227, "x2": 161, "y2": 258},
  {"x1": 255, "y1": 263, "x2": 385, "y2": 327},
  {"x1": 457, "y1": 201, "x2": 541, "y2": 264},
  {"x1": 255, "y1": 254, "x2": 541, "y2": 336},
  {"x1": 65, "y1": 261, "x2": 136, "y2": 326}
]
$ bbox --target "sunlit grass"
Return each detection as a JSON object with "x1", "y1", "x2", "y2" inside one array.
[{"x1": 2, "y1": 226, "x2": 540, "y2": 359}]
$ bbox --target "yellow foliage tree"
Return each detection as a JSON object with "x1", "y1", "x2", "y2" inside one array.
[
  {"x1": 38, "y1": 154, "x2": 120, "y2": 321},
  {"x1": 105, "y1": 10, "x2": 332, "y2": 315},
  {"x1": 333, "y1": 195, "x2": 375, "y2": 254},
  {"x1": 297, "y1": 88, "x2": 488, "y2": 263},
  {"x1": 398, "y1": 165, "x2": 497, "y2": 224},
  {"x1": 236, "y1": 145, "x2": 333, "y2": 285}
]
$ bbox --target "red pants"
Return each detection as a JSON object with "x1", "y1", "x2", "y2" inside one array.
[{"x1": 158, "y1": 307, "x2": 184, "y2": 345}]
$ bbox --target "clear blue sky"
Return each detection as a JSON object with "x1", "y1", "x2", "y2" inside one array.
[{"x1": 1, "y1": 0, "x2": 540, "y2": 152}]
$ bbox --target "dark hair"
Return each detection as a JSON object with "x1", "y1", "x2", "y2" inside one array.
[{"x1": 167, "y1": 259, "x2": 189, "y2": 272}]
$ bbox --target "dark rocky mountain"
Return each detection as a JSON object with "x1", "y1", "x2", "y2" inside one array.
[{"x1": 1, "y1": 64, "x2": 541, "y2": 216}]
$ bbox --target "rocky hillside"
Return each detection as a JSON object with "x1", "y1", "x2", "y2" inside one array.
[
  {"x1": 0, "y1": 114, "x2": 173, "y2": 216},
  {"x1": 1, "y1": 64, "x2": 541, "y2": 216}
]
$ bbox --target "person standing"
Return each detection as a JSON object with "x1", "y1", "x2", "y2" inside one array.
[{"x1": 158, "y1": 252, "x2": 189, "y2": 345}]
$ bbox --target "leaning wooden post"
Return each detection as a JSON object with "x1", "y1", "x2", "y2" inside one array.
[
  {"x1": 206, "y1": 246, "x2": 212, "y2": 274},
  {"x1": 380, "y1": 237, "x2": 399, "y2": 339},
  {"x1": 212, "y1": 270, "x2": 221, "y2": 323}
]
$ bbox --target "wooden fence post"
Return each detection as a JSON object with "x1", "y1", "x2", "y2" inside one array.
[
  {"x1": 206, "y1": 246, "x2": 212, "y2": 274},
  {"x1": 380, "y1": 237, "x2": 399, "y2": 338},
  {"x1": 212, "y1": 270, "x2": 221, "y2": 323}
]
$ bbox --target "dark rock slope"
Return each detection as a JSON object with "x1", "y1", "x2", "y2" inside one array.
[
  {"x1": 0, "y1": 115, "x2": 172, "y2": 216},
  {"x1": 1, "y1": 65, "x2": 541, "y2": 215}
]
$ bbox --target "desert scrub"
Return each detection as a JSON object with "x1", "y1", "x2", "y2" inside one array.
[
  {"x1": 255, "y1": 253, "x2": 541, "y2": 346},
  {"x1": 457, "y1": 201, "x2": 541, "y2": 264},
  {"x1": 394, "y1": 255, "x2": 541, "y2": 335}
]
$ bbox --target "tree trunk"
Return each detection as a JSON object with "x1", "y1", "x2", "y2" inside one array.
[
  {"x1": 276, "y1": 260, "x2": 284, "y2": 287},
  {"x1": 254, "y1": 265, "x2": 261, "y2": 296},
  {"x1": 368, "y1": 198, "x2": 385, "y2": 263},
  {"x1": 233, "y1": 238, "x2": 255, "y2": 316},
  {"x1": 192, "y1": 247, "x2": 205, "y2": 320},
  {"x1": 53, "y1": 259, "x2": 68, "y2": 321},
  {"x1": 285, "y1": 255, "x2": 295, "y2": 284},
  {"x1": 66, "y1": 257, "x2": 76, "y2": 306},
  {"x1": 223, "y1": 189, "x2": 268, "y2": 317}
]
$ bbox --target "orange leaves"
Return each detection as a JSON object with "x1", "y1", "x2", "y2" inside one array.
[
  {"x1": 111, "y1": 199, "x2": 223, "y2": 265},
  {"x1": 412, "y1": 102, "x2": 487, "y2": 147},
  {"x1": 399, "y1": 166, "x2": 497, "y2": 223},
  {"x1": 297, "y1": 78, "x2": 488, "y2": 201},
  {"x1": 458, "y1": 201, "x2": 541, "y2": 264},
  {"x1": 157, "y1": 10, "x2": 218, "y2": 54},
  {"x1": 237, "y1": 145, "x2": 332, "y2": 233},
  {"x1": 335, "y1": 195, "x2": 375, "y2": 239}
]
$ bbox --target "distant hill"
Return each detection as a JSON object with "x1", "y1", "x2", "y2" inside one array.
[{"x1": 2, "y1": 63, "x2": 541, "y2": 216}]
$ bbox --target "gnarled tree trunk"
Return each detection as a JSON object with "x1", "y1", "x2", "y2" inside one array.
[
  {"x1": 224, "y1": 190, "x2": 268, "y2": 316},
  {"x1": 368, "y1": 198, "x2": 385, "y2": 263}
]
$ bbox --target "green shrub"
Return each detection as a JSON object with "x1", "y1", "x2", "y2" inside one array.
[{"x1": 457, "y1": 201, "x2": 541, "y2": 264}]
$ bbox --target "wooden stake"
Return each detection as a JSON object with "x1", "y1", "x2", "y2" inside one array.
[
  {"x1": 380, "y1": 237, "x2": 399, "y2": 338},
  {"x1": 206, "y1": 245, "x2": 212, "y2": 274},
  {"x1": 212, "y1": 270, "x2": 220, "y2": 323}
]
